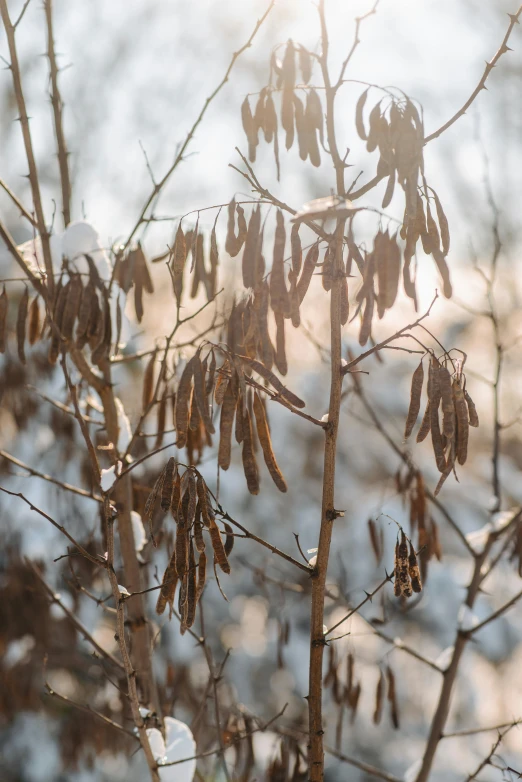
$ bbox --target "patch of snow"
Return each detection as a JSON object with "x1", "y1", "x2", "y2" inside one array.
[
  {"x1": 458, "y1": 605, "x2": 478, "y2": 632},
  {"x1": 146, "y1": 716, "x2": 197, "y2": 781},
  {"x1": 115, "y1": 397, "x2": 132, "y2": 454},
  {"x1": 117, "y1": 584, "x2": 131, "y2": 597},
  {"x1": 100, "y1": 461, "x2": 122, "y2": 491},
  {"x1": 130, "y1": 511, "x2": 147, "y2": 553},
  {"x1": 435, "y1": 646, "x2": 454, "y2": 670},
  {"x1": 4, "y1": 634, "x2": 35, "y2": 668}
]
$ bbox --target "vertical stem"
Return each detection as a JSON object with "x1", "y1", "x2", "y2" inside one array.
[
  {"x1": 0, "y1": 0, "x2": 55, "y2": 296},
  {"x1": 308, "y1": 3, "x2": 346, "y2": 778},
  {"x1": 44, "y1": 0, "x2": 72, "y2": 227}
]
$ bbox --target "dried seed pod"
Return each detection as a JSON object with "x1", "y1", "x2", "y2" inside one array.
[
  {"x1": 28, "y1": 296, "x2": 40, "y2": 345},
  {"x1": 134, "y1": 242, "x2": 154, "y2": 294},
  {"x1": 386, "y1": 665, "x2": 400, "y2": 729},
  {"x1": 193, "y1": 354, "x2": 215, "y2": 434},
  {"x1": 264, "y1": 92, "x2": 278, "y2": 143},
  {"x1": 395, "y1": 531, "x2": 412, "y2": 598},
  {"x1": 155, "y1": 386, "x2": 168, "y2": 450},
  {"x1": 194, "y1": 515, "x2": 205, "y2": 553},
  {"x1": 416, "y1": 402, "x2": 431, "y2": 443},
  {"x1": 253, "y1": 390, "x2": 287, "y2": 492},
  {"x1": 404, "y1": 360, "x2": 424, "y2": 440},
  {"x1": 293, "y1": 93, "x2": 308, "y2": 161},
  {"x1": 175, "y1": 519, "x2": 189, "y2": 579},
  {"x1": 255, "y1": 281, "x2": 274, "y2": 369},
  {"x1": 142, "y1": 351, "x2": 156, "y2": 412},
  {"x1": 452, "y1": 377, "x2": 469, "y2": 466},
  {"x1": 144, "y1": 467, "x2": 166, "y2": 538},
  {"x1": 209, "y1": 519, "x2": 230, "y2": 573},
  {"x1": 214, "y1": 371, "x2": 229, "y2": 406},
  {"x1": 433, "y1": 190, "x2": 450, "y2": 256},
  {"x1": 296, "y1": 241, "x2": 319, "y2": 304},
  {"x1": 171, "y1": 224, "x2": 187, "y2": 303},
  {"x1": 161, "y1": 457, "x2": 177, "y2": 512},
  {"x1": 359, "y1": 287, "x2": 374, "y2": 347},
  {"x1": 241, "y1": 405, "x2": 260, "y2": 495},
  {"x1": 184, "y1": 539, "x2": 197, "y2": 628},
  {"x1": 393, "y1": 541, "x2": 402, "y2": 598},
  {"x1": 186, "y1": 471, "x2": 198, "y2": 529},
  {"x1": 171, "y1": 471, "x2": 182, "y2": 522},
  {"x1": 408, "y1": 540, "x2": 422, "y2": 593},
  {"x1": 175, "y1": 356, "x2": 196, "y2": 449},
  {"x1": 464, "y1": 389, "x2": 479, "y2": 427},
  {"x1": 274, "y1": 311, "x2": 288, "y2": 376},
  {"x1": 218, "y1": 380, "x2": 237, "y2": 470},
  {"x1": 290, "y1": 223, "x2": 302, "y2": 278},
  {"x1": 224, "y1": 522, "x2": 234, "y2": 557},
  {"x1": 0, "y1": 285, "x2": 7, "y2": 353},
  {"x1": 16, "y1": 287, "x2": 29, "y2": 363},
  {"x1": 281, "y1": 88, "x2": 295, "y2": 150},
  {"x1": 196, "y1": 549, "x2": 207, "y2": 603},
  {"x1": 368, "y1": 518, "x2": 382, "y2": 564},
  {"x1": 76, "y1": 279, "x2": 95, "y2": 347},
  {"x1": 430, "y1": 397, "x2": 446, "y2": 473},
  {"x1": 432, "y1": 248, "x2": 453, "y2": 299},
  {"x1": 270, "y1": 210, "x2": 288, "y2": 314},
  {"x1": 355, "y1": 88, "x2": 368, "y2": 140},
  {"x1": 439, "y1": 366, "x2": 455, "y2": 440},
  {"x1": 206, "y1": 350, "x2": 216, "y2": 397},
  {"x1": 242, "y1": 205, "x2": 261, "y2": 288},
  {"x1": 373, "y1": 670, "x2": 385, "y2": 725},
  {"x1": 196, "y1": 474, "x2": 214, "y2": 527},
  {"x1": 156, "y1": 548, "x2": 178, "y2": 615},
  {"x1": 298, "y1": 44, "x2": 312, "y2": 83},
  {"x1": 238, "y1": 355, "x2": 305, "y2": 408},
  {"x1": 241, "y1": 96, "x2": 258, "y2": 162}
]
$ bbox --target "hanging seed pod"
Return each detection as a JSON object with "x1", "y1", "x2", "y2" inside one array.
[
  {"x1": 178, "y1": 573, "x2": 188, "y2": 613},
  {"x1": 281, "y1": 88, "x2": 295, "y2": 151},
  {"x1": 359, "y1": 287, "x2": 374, "y2": 347},
  {"x1": 235, "y1": 392, "x2": 245, "y2": 444},
  {"x1": 238, "y1": 355, "x2": 305, "y2": 408},
  {"x1": 142, "y1": 351, "x2": 156, "y2": 412},
  {"x1": 289, "y1": 276, "x2": 301, "y2": 328},
  {"x1": 194, "y1": 515, "x2": 205, "y2": 553},
  {"x1": 196, "y1": 549, "x2": 207, "y2": 602},
  {"x1": 274, "y1": 311, "x2": 287, "y2": 376},
  {"x1": 209, "y1": 519, "x2": 231, "y2": 573},
  {"x1": 134, "y1": 242, "x2": 154, "y2": 294},
  {"x1": 290, "y1": 223, "x2": 302, "y2": 277},
  {"x1": 386, "y1": 666, "x2": 400, "y2": 729},
  {"x1": 253, "y1": 87, "x2": 267, "y2": 134},
  {"x1": 241, "y1": 96, "x2": 258, "y2": 162},
  {"x1": 255, "y1": 281, "x2": 274, "y2": 370},
  {"x1": 452, "y1": 377, "x2": 469, "y2": 466},
  {"x1": 28, "y1": 296, "x2": 40, "y2": 345},
  {"x1": 355, "y1": 88, "x2": 369, "y2": 140},
  {"x1": 404, "y1": 360, "x2": 424, "y2": 440},
  {"x1": 253, "y1": 390, "x2": 287, "y2": 492},
  {"x1": 91, "y1": 291, "x2": 111, "y2": 365},
  {"x1": 175, "y1": 519, "x2": 189, "y2": 579},
  {"x1": 432, "y1": 249, "x2": 453, "y2": 299},
  {"x1": 144, "y1": 467, "x2": 166, "y2": 537},
  {"x1": 76, "y1": 279, "x2": 95, "y2": 347},
  {"x1": 395, "y1": 531, "x2": 412, "y2": 598},
  {"x1": 373, "y1": 669, "x2": 385, "y2": 724},
  {"x1": 175, "y1": 356, "x2": 196, "y2": 449},
  {"x1": 408, "y1": 540, "x2": 422, "y2": 593},
  {"x1": 183, "y1": 539, "x2": 197, "y2": 629},
  {"x1": 296, "y1": 241, "x2": 319, "y2": 304},
  {"x1": 306, "y1": 88, "x2": 324, "y2": 145},
  {"x1": 0, "y1": 285, "x2": 7, "y2": 353},
  {"x1": 214, "y1": 369, "x2": 229, "y2": 406},
  {"x1": 242, "y1": 205, "x2": 261, "y2": 288},
  {"x1": 156, "y1": 548, "x2": 178, "y2": 615},
  {"x1": 223, "y1": 522, "x2": 234, "y2": 557},
  {"x1": 293, "y1": 93, "x2": 308, "y2": 161},
  {"x1": 209, "y1": 222, "x2": 219, "y2": 297},
  {"x1": 264, "y1": 92, "x2": 278, "y2": 143},
  {"x1": 134, "y1": 276, "x2": 144, "y2": 323},
  {"x1": 218, "y1": 380, "x2": 237, "y2": 470},
  {"x1": 241, "y1": 405, "x2": 260, "y2": 495},
  {"x1": 188, "y1": 387, "x2": 200, "y2": 433},
  {"x1": 464, "y1": 389, "x2": 479, "y2": 427},
  {"x1": 193, "y1": 354, "x2": 215, "y2": 434},
  {"x1": 196, "y1": 474, "x2": 215, "y2": 527},
  {"x1": 206, "y1": 350, "x2": 216, "y2": 397},
  {"x1": 154, "y1": 387, "x2": 168, "y2": 450},
  {"x1": 439, "y1": 366, "x2": 455, "y2": 440},
  {"x1": 185, "y1": 471, "x2": 198, "y2": 529},
  {"x1": 416, "y1": 401, "x2": 431, "y2": 443},
  {"x1": 172, "y1": 224, "x2": 187, "y2": 303},
  {"x1": 432, "y1": 190, "x2": 450, "y2": 256},
  {"x1": 368, "y1": 518, "x2": 382, "y2": 564},
  {"x1": 190, "y1": 233, "x2": 206, "y2": 299},
  {"x1": 16, "y1": 287, "x2": 29, "y2": 364},
  {"x1": 431, "y1": 398, "x2": 446, "y2": 473},
  {"x1": 270, "y1": 210, "x2": 288, "y2": 314},
  {"x1": 161, "y1": 457, "x2": 177, "y2": 512},
  {"x1": 171, "y1": 471, "x2": 182, "y2": 523}
]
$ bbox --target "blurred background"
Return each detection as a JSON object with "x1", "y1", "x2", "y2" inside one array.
[{"x1": 1, "y1": 0, "x2": 522, "y2": 780}]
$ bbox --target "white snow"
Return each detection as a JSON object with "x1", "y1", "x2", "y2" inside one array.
[
  {"x1": 100, "y1": 461, "x2": 122, "y2": 491},
  {"x1": 130, "y1": 511, "x2": 147, "y2": 553},
  {"x1": 115, "y1": 397, "x2": 133, "y2": 454},
  {"x1": 146, "y1": 716, "x2": 197, "y2": 781},
  {"x1": 458, "y1": 605, "x2": 479, "y2": 632},
  {"x1": 117, "y1": 584, "x2": 131, "y2": 597},
  {"x1": 4, "y1": 634, "x2": 35, "y2": 668},
  {"x1": 404, "y1": 759, "x2": 422, "y2": 782}
]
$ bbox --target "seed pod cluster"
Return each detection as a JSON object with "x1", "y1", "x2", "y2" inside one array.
[
  {"x1": 241, "y1": 41, "x2": 321, "y2": 178},
  {"x1": 394, "y1": 531, "x2": 413, "y2": 599},
  {"x1": 353, "y1": 230, "x2": 402, "y2": 344},
  {"x1": 151, "y1": 463, "x2": 232, "y2": 629},
  {"x1": 174, "y1": 352, "x2": 215, "y2": 463},
  {"x1": 113, "y1": 242, "x2": 154, "y2": 323},
  {"x1": 395, "y1": 466, "x2": 442, "y2": 584},
  {"x1": 404, "y1": 356, "x2": 479, "y2": 495}
]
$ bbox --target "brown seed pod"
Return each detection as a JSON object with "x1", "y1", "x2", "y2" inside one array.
[
  {"x1": 253, "y1": 390, "x2": 287, "y2": 492},
  {"x1": 281, "y1": 88, "x2": 295, "y2": 150},
  {"x1": 306, "y1": 87, "x2": 324, "y2": 146},
  {"x1": 0, "y1": 285, "x2": 8, "y2": 353},
  {"x1": 296, "y1": 241, "x2": 319, "y2": 304},
  {"x1": 196, "y1": 549, "x2": 207, "y2": 603},
  {"x1": 368, "y1": 518, "x2": 382, "y2": 564},
  {"x1": 209, "y1": 519, "x2": 231, "y2": 573},
  {"x1": 238, "y1": 355, "x2": 305, "y2": 409},
  {"x1": 184, "y1": 539, "x2": 197, "y2": 628},
  {"x1": 241, "y1": 96, "x2": 258, "y2": 162},
  {"x1": 194, "y1": 515, "x2": 205, "y2": 553},
  {"x1": 175, "y1": 519, "x2": 189, "y2": 579},
  {"x1": 161, "y1": 457, "x2": 177, "y2": 512},
  {"x1": 359, "y1": 287, "x2": 374, "y2": 347},
  {"x1": 408, "y1": 540, "x2": 422, "y2": 593},
  {"x1": 28, "y1": 296, "x2": 40, "y2": 345},
  {"x1": 264, "y1": 92, "x2": 278, "y2": 143},
  {"x1": 186, "y1": 471, "x2": 198, "y2": 529},
  {"x1": 404, "y1": 360, "x2": 424, "y2": 440},
  {"x1": 223, "y1": 522, "x2": 234, "y2": 557},
  {"x1": 196, "y1": 474, "x2": 215, "y2": 527},
  {"x1": 373, "y1": 669, "x2": 385, "y2": 724},
  {"x1": 293, "y1": 93, "x2": 308, "y2": 161},
  {"x1": 289, "y1": 276, "x2": 301, "y2": 328},
  {"x1": 416, "y1": 401, "x2": 432, "y2": 442},
  {"x1": 464, "y1": 389, "x2": 479, "y2": 427},
  {"x1": 75, "y1": 279, "x2": 95, "y2": 347},
  {"x1": 218, "y1": 380, "x2": 237, "y2": 470},
  {"x1": 290, "y1": 223, "x2": 302, "y2": 278},
  {"x1": 175, "y1": 356, "x2": 196, "y2": 449},
  {"x1": 171, "y1": 224, "x2": 187, "y2": 303},
  {"x1": 16, "y1": 287, "x2": 29, "y2": 363},
  {"x1": 171, "y1": 471, "x2": 182, "y2": 523},
  {"x1": 355, "y1": 88, "x2": 368, "y2": 141},
  {"x1": 386, "y1": 665, "x2": 400, "y2": 729},
  {"x1": 134, "y1": 276, "x2": 144, "y2": 323},
  {"x1": 430, "y1": 397, "x2": 446, "y2": 473},
  {"x1": 255, "y1": 281, "x2": 274, "y2": 370},
  {"x1": 142, "y1": 351, "x2": 156, "y2": 413},
  {"x1": 192, "y1": 354, "x2": 215, "y2": 434},
  {"x1": 242, "y1": 205, "x2": 261, "y2": 288},
  {"x1": 432, "y1": 248, "x2": 453, "y2": 299},
  {"x1": 241, "y1": 405, "x2": 260, "y2": 495},
  {"x1": 432, "y1": 190, "x2": 450, "y2": 256},
  {"x1": 270, "y1": 210, "x2": 288, "y2": 315},
  {"x1": 144, "y1": 467, "x2": 166, "y2": 537},
  {"x1": 155, "y1": 386, "x2": 168, "y2": 450},
  {"x1": 439, "y1": 366, "x2": 455, "y2": 440},
  {"x1": 214, "y1": 371, "x2": 229, "y2": 407},
  {"x1": 206, "y1": 349, "x2": 216, "y2": 397},
  {"x1": 395, "y1": 531, "x2": 412, "y2": 598},
  {"x1": 452, "y1": 377, "x2": 469, "y2": 466},
  {"x1": 156, "y1": 548, "x2": 178, "y2": 615},
  {"x1": 274, "y1": 311, "x2": 288, "y2": 376}
]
